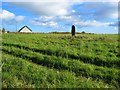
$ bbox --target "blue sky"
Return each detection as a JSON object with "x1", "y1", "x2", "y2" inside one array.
[{"x1": 0, "y1": 1, "x2": 118, "y2": 34}]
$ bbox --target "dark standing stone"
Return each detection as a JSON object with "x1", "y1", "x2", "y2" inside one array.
[{"x1": 71, "y1": 25, "x2": 75, "y2": 36}]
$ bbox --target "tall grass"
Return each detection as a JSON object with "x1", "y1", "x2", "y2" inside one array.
[{"x1": 2, "y1": 33, "x2": 120, "y2": 88}]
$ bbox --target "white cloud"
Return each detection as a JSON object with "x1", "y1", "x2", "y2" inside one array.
[
  {"x1": 108, "y1": 22, "x2": 118, "y2": 27},
  {"x1": 33, "y1": 14, "x2": 112, "y2": 28},
  {"x1": 72, "y1": 10, "x2": 76, "y2": 13},
  {"x1": 10, "y1": 2, "x2": 118, "y2": 20},
  {"x1": 30, "y1": 20, "x2": 58, "y2": 27},
  {"x1": 111, "y1": 13, "x2": 118, "y2": 19},
  {"x1": 6, "y1": 2, "x2": 117, "y2": 30},
  {"x1": 0, "y1": 10, "x2": 15, "y2": 20},
  {"x1": 11, "y1": 1, "x2": 71, "y2": 16},
  {"x1": 0, "y1": 9, "x2": 25, "y2": 24},
  {"x1": 48, "y1": 21, "x2": 58, "y2": 26},
  {"x1": 57, "y1": 15, "x2": 116, "y2": 28},
  {"x1": 74, "y1": 20, "x2": 112, "y2": 27},
  {"x1": 30, "y1": 15, "x2": 58, "y2": 27},
  {"x1": 82, "y1": 2, "x2": 118, "y2": 19},
  {"x1": 3, "y1": 0, "x2": 119, "y2": 2},
  {"x1": 34, "y1": 16, "x2": 54, "y2": 22},
  {"x1": 15, "y1": 16, "x2": 25, "y2": 23},
  {"x1": 59, "y1": 15, "x2": 72, "y2": 20},
  {"x1": 30, "y1": 15, "x2": 77, "y2": 28}
]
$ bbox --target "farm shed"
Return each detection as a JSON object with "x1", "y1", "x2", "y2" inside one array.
[{"x1": 18, "y1": 26, "x2": 32, "y2": 33}]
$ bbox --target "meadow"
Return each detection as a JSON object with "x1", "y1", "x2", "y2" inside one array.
[{"x1": 2, "y1": 33, "x2": 120, "y2": 88}]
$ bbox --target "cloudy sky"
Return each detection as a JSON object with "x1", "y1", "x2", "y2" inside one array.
[{"x1": 0, "y1": 0, "x2": 119, "y2": 34}]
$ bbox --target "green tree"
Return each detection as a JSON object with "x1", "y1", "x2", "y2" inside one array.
[
  {"x1": 2, "y1": 28, "x2": 5, "y2": 33},
  {"x1": 81, "y1": 31, "x2": 85, "y2": 34},
  {"x1": 7, "y1": 31, "x2": 10, "y2": 33}
]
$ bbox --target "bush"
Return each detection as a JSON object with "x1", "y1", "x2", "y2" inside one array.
[
  {"x1": 81, "y1": 31, "x2": 85, "y2": 33},
  {"x1": 7, "y1": 31, "x2": 10, "y2": 33}
]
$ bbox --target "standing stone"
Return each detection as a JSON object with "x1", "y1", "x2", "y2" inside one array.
[{"x1": 71, "y1": 25, "x2": 75, "y2": 36}]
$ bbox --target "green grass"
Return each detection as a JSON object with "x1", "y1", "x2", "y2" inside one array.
[
  {"x1": 2, "y1": 33, "x2": 120, "y2": 88},
  {"x1": 2, "y1": 53, "x2": 114, "y2": 88}
]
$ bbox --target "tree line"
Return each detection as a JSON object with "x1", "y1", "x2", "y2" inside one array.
[{"x1": 0, "y1": 28, "x2": 10, "y2": 33}]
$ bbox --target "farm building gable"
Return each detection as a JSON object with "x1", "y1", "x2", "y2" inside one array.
[{"x1": 18, "y1": 26, "x2": 32, "y2": 33}]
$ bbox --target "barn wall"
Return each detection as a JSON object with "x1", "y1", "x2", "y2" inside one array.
[{"x1": 20, "y1": 27, "x2": 32, "y2": 33}]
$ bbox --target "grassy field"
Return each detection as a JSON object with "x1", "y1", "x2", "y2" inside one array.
[{"x1": 2, "y1": 33, "x2": 120, "y2": 88}]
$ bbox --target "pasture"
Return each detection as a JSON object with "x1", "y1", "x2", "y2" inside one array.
[{"x1": 2, "y1": 33, "x2": 120, "y2": 88}]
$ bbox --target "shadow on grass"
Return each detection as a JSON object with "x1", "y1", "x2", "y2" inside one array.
[{"x1": 2, "y1": 43, "x2": 120, "y2": 69}]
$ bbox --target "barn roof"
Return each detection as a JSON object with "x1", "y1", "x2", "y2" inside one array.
[{"x1": 18, "y1": 26, "x2": 32, "y2": 32}]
